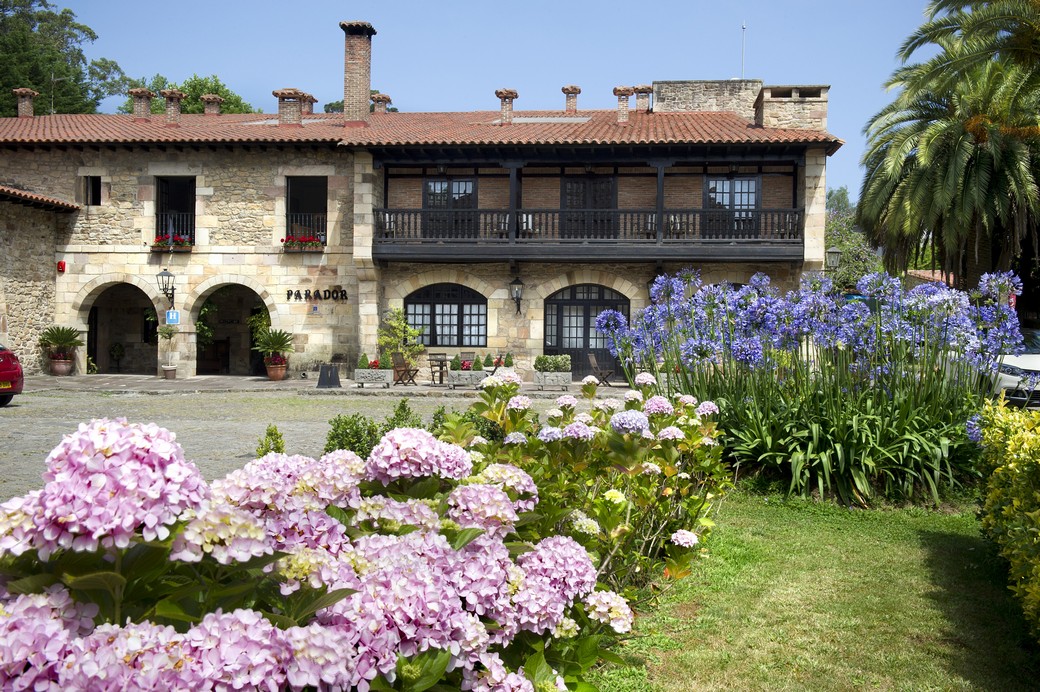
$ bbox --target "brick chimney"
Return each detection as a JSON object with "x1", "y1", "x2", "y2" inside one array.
[
  {"x1": 160, "y1": 89, "x2": 185, "y2": 126},
  {"x1": 496, "y1": 89, "x2": 518, "y2": 124},
  {"x1": 128, "y1": 88, "x2": 155, "y2": 121},
  {"x1": 301, "y1": 93, "x2": 317, "y2": 115},
  {"x1": 12, "y1": 88, "x2": 39, "y2": 118},
  {"x1": 613, "y1": 86, "x2": 634, "y2": 124},
  {"x1": 562, "y1": 85, "x2": 580, "y2": 113},
  {"x1": 634, "y1": 84, "x2": 652, "y2": 112},
  {"x1": 273, "y1": 88, "x2": 305, "y2": 126},
  {"x1": 372, "y1": 93, "x2": 392, "y2": 114},
  {"x1": 340, "y1": 21, "x2": 377, "y2": 124},
  {"x1": 201, "y1": 93, "x2": 224, "y2": 116}
]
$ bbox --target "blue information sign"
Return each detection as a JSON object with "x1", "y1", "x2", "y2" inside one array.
[{"x1": 165, "y1": 310, "x2": 180, "y2": 325}]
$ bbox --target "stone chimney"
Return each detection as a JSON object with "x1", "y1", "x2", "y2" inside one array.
[
  {"x1": 755, "y1": 85, "x2": 829, "y2": 130},
  {"x1": 372, "y1": 93, "x2": 392, "y2": 114},
  {"x1": 301, "y1": 93, "x2": 317, "y2": 115},
  {"x1": 634, "y1": 85, "x2": 652, "y2": 112},
  {"x1": 613, "y1": 86, "x2": 634, "y2": 124},
  {"x1": 273, "y1": 88, "x2": 305, "y2": 126},
  {"x1": 562, "y1": 85, "x2": 580, "y2": 113},
  {"x1": 496, "y1": 89, "x2": 518, "y2": 124},
  {"x1": 340, "y1": 21, "x2": 377, "y2": 124},
  {"x1": 201, "y1": 93, "x2": 224, "y2": 116},
  {"x1": 128, "y1": 88, "x2": 155, "y2": 121},
  {"x1": 12, "y1": 88, "x2": 38, "y2": 118},
  {"x1": 160, "y1": 89, "x2": 185, "y2": 126}
]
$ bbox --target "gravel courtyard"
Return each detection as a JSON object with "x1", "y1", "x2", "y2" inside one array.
[{"x1": 0, "y1": 380, "x2": 558, "y2": 500}]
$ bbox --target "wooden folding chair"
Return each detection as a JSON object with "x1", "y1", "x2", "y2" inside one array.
[
  {"x1": 587, "y1": 353, "x2": 614, "y2": 386},
  {"x1": 392, "y1": 352, "x2": 419, "y2": 386}
]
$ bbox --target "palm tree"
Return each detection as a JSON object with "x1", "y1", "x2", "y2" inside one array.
[
  {"x1": 900, "y1": 1, "x2": 1040, "y2": 92},
  {"x1": 858, "y1": 53, "x2": 1040, "y2": 278}
]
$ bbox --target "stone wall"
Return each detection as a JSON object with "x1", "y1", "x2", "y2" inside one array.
[
  {"x1": 755, "y1": 86, "x2": 829, "y2": 131},
  {"x1": 0, "y1": 203, "x2": 60, "y2": 373},
  {"x1": 375, "y1": 260, "x2": 801, "y2": 378},
  {"x1": 653, "y1": 80, "x2": 763, "y2": 119}
]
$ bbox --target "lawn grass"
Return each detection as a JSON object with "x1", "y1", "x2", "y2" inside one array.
[{"x1": 592, "y1": 491, "x2": 1039, "y2": 691}]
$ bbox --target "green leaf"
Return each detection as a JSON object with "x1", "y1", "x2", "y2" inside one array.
[
  {"x1": 258, "y1": 610, "x2": 298, "y2": 630},
  {"x1": 153, "y1": 598, "x2": 201, "y2": 625},
  {"x1": 450, "y1": 528, "x2": 485, "y2": 551},
  {"x1": 523, "y1": 650, "x2": 558, "y2": 685},
  {"x1": 397, "y1": 649, "x2": 451, "y2": 691},
  {"x1": 326, "y1": 505, "x2": 352, "y2": 527},
  {"x1": 6, "y1": 573, "x2": 58, "y2": 594},
  {"x1": 64, "y1": 570, "x2": 127, "y2": 597},
  {"x1": 285, "y1": 586, "x2": 357, "y2": 622}
]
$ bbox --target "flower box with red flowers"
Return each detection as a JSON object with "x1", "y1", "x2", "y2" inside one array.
[
  {"x1": 151, "y1": 234, "x2": 193, "y2": 251},
  {"x1": 281, "y1": 235, "x2": 325, "y2": 252}
]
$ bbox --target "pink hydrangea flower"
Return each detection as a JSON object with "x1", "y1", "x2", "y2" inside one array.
[
  {"x1": 506, "y1": 395, "x2": 532, "y2": 411},
  {"x1": 58, "y1": 621, "x2": 198, "y2": 690},
  {"x1": 169, "y1": 500, "x2": 272, "y2": 564},
  {"x1": 366, "y1": 428, "x2": 472, "y2": 484},
  {"x1": 182, "y1": 609, "x2": 291, "y2": 690},
  {"x1": 643, "y1": 395, "x2": 674, "y2": 416},
  {"x1": 448, "y1": 485, "x2": 519, "y2": 538},
  {"x1": 472, "y1": 463, "x2": 539, "y2": 513},
  {"x1": 584, "y1": 590, "x2": 634, "y2": 633},
  {"x1": 0, "y1": 586, "x2": 96, "y2": 689},
  {"x1": 634, "y1": 372, "x2": 657, "y2": 387},
  {"x1": 696, "y1": 401, "x2": 720, "y2": 416},
  {"x1": 555, "y1": 394, "x2": 578, "y2": 409},
  {"x1": 657, "y1": 426, "x2": 685, "y2": 440},
  {"x1": 28, "y1": 418, "x2": 209, "y2": 559},
  {"x1": 671, "y1": 529, "x2": 700, "y2": 547}
]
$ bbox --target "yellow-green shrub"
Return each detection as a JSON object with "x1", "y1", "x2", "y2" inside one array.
[{"x1": 976, "y1": 398, "x2": 1040, "y2": 640}]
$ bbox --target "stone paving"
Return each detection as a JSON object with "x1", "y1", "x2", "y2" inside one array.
[{"x1": 0, "y1": 374, "x2": 579, "y2": 501}]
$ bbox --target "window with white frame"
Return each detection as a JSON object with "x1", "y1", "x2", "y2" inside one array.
[{"x1": 404, "y1": 283, "x2": 487, "y2": 347}]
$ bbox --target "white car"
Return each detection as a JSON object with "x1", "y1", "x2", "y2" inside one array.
[{"x1": 994, "y1": 328, "x2": 1040, "y2": 405}]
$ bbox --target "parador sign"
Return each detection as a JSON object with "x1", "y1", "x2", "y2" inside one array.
[{"x1": 287, "y1": 288, "x2": 348, "y2": 302}]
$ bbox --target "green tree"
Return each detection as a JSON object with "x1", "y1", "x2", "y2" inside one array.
[
  {"x1": 117, "y1": 73, "x2": 256, "y2": 114},
  {"x1": 858, "y1": 54, "x2": 1040, "y2": 277},
  {"x1": 324, "y1": 89, "x2": 398, "y2": 113},
  {"x1": 825, "y1": 186, "x2": 881, "y2": 289},
  {"x1": 900, "y1": 1, "x2": 1040, "y2": 93},
  {"x1": 0, "y1": 0, "x2": 128, "y2": 116}
]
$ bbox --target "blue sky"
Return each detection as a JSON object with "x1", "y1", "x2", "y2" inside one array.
[{"x1": 63, "y1": 0, "x2": 934, "y2": 201}]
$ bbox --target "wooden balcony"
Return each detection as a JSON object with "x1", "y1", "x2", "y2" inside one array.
[{"x1": 373, "y1": 208, "x2": 804, "y2": 263}]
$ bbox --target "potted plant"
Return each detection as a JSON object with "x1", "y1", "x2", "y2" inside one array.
[
  {"x1": 108, "y1": 342, "x2": 125, "y2": 372},
  {"x1": 534, "y1": 354, "x2": 572, "y2": 390},
  {"x1": 157, "y1": 324, "x2": 177, "y2": 379},
  {"x1": 253, "y1": 328, "x2": 295, "y2": 380},
  {"x1": 353, "y1": 352, "x2": 390, "y2": 388},
  {"x1": 39, "y1": 326, "x2": 84, "y2": 376},
  {"x1": 448, "y1": 354, "x2": 486, "y2": 389}
]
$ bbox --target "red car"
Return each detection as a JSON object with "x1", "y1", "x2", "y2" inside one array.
[{"x1": 0, "y1": 344, "x2": 24, "y2": 407}]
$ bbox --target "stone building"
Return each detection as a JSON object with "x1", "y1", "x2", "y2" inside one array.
[{"x1": 0, "y1": 21, "x2": 841, "y2": 379}]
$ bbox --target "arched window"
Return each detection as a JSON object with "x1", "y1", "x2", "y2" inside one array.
[
  {"x1": 544, "y1": 284, "x2": 629, "y2": 378},
  {"x1": 404, "y1": 283, "x2": 487, "y2": 347}
]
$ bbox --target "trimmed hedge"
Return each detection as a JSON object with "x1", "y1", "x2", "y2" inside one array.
[{"x1": 976, "y1": 399, "x2": 1040, "y2": 642}]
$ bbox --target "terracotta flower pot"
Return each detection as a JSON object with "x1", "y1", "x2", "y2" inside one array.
[
  {"x1": 265, "y1": 363, "x2": 288, "y2": 381},
  {"x1": 49, "y1": 359, "x2": 73, "y2": 376}
]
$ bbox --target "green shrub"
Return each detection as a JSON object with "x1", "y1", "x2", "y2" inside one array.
[
  {"x1": 382, "y1": 398, "x2": 423, "y2": 433},
  {"x1": 256, "y1": 424, "x2": 286, "y2": 457},
  {"x1": 324, "y1": 412, "x2": 382, "y2": 456},
  {"x1": 356, "y1": 353, "x2": 368, "y2": 370},
  {"x1": 472, "y1": 357, "x2": 483, "y2": 371},
  {"x1": 431, "y1": 405, "x2": 503, "y2": 442},
  {"x1": 504, "y1": 352, "x2": 514, "y2": 367},
  {"x1": 483, "y1": 353, "x2": 493, "y2": 367},
  {"x1": 450, "y1": 354, "x2": 461, "y2": 371},
  {"x1": 534, "y1": 354, "x2": 571, "y2": 372},
  {"x1": 976, "y1": 399, "x2": 1040, "y2": 642}
]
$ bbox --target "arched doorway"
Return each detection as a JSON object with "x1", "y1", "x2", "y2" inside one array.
[
  {"x1": 403, "y1": 283, "x2": 488, "y2": 348},
  {"x1": 87, "y1": 283, "x2": 159, "y2": 374},
  {"x1": 194, "y1": 285, "x2": 267, "y2": 376},
  {"x1": 543, "y1": 284, "x2": 629, "y2": 379}
]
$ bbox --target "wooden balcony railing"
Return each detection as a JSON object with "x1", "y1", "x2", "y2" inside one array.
[
  {"x1": 375, "y1": 208, "x2": 802, "y2": 243},
  {"x1": 286, "y1": 213, "x2": 328, "y2": 245}
]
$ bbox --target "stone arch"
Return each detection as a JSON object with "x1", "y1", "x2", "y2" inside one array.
[
  {"x1": 532, "y1": 269, "x2": 642, "y2": 303},
  {"x1": 71, "y1": 272, "x2": 167, "y2": 319},
  {"x1": 383, "y1": 268, "x2": 496, "y2": 307},
  {"x1": 185, "y1": 274, "x2": 278, "y2": 327}
]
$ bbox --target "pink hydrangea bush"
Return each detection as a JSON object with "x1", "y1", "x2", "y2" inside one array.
[
  {"x1": 0, "y1": 417, "x2": 631, "y2": 688},
  {"x1": 465, "y1": 375, "x2": 728, "y2": 591}
]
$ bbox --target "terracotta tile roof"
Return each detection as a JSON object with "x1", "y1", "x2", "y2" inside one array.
[
  {"x1": 0, "y1": 184, "x2": 78, "y2": 211},
  {"x1": 0, "y1": 110, "x2": 842, "y2": 153}
]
